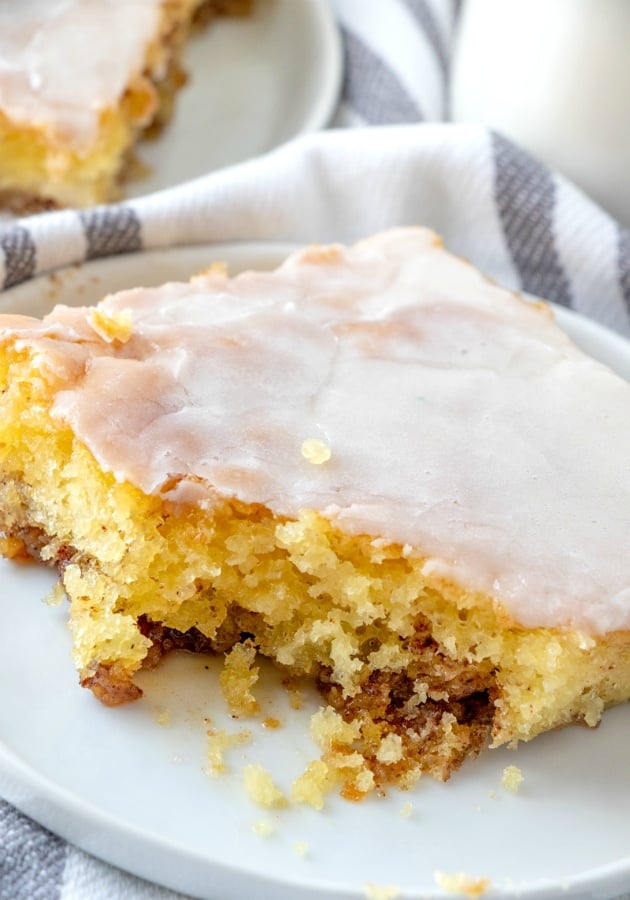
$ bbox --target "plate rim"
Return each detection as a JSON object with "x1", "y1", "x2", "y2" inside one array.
[
  {"x1": 289, "y1": 0, "x2": 344, "y2": 138},
  {"x1": 1, "y1": 241, "x2": 630, "y2": 900}
]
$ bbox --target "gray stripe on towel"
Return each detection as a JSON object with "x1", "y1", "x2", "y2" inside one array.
[
  {"x1": 0, "y1": 801, "x2": 66, "y2": 900},
  {"x1": 1, "y1": 226, "x2": 37, "y2": 290},
  {"x1": 80, "y1": 206, "x2": 142, "y2": 260},
  {"x1": 491, "y1": 132, "x2": 572, "y2": 306},
  {"x1": 341, "y1": 28, "x2": 425, "y2": 124}
]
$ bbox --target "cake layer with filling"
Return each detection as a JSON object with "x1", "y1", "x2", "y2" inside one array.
[{"x1": 1, "y1": 228, "x2": 629, "y2": 791}]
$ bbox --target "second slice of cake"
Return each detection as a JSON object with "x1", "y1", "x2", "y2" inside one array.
[{"x1": 0, "y1": 0, "x2": 252, "y2": 210}]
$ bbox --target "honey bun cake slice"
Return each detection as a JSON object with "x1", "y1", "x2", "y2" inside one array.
[
  {"x1": 1, "y1": 227, "x2": 629, "y2": 790},
  {"x1": 0, "y1": 0, "x2": 252, "y2": 211}
]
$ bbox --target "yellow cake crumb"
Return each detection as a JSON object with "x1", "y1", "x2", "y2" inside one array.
[
  {"x1": 301, "y1": 245, "x2": 343, "y2": 266},
  {"x1": 400, "y1": 801, "x2": 413, "y2": 818},
  {"x1": 291, "y1": 745, "x2": 377, "y2": 807},
  {"x1": 155, "y1": 708, "x2": 171, "y2": 728},
  {"x1": 376, "y1": 732, "x2": 404, "y2": 764},
  {"x1": 330, "y1": 750, "x2": 374, "y2": 801},
  {"x1": 88, "y1": 308, "x2": 133, "y2": 343},
  {"x1": 292, "y1": 840, "x2": 308, "y2": 857},
  {"x1": 195, "y1": 261, "x2": 228, "y2": 279},
  {"x1": 243, "y1": 764, "x2": 288, "y2": 808},
  {"x1": 220, "y1": 641, "x2": 259, "y2": 716},
  {"x1": 310, "y1": 706, "x2": 360, "y2": 750},
  {"x1": 501, "y1": 764, "x2": 524, "y2": 793},
  {"x1": 205, "y1": 728, "x2": 250, "y2": 777},
  {"x1": 364, "y1": 884, "x2": 401, "y2": 900},
  {"x1": 434, "y1": 871, "x2": 491, "y2": 897},
  {"x1": 252, "y1": 819, "x2": 275, "y2": 837},
  {"x1": 291, "y1": 759, "x2": 332, "y2": 810},
  {"x1": 262, "y1": 717, "x2": 281, "y2": 729},
  {"x1": 300, "y1": 438, "x2": 331, "y2": 465},
  {"x1": 295, "y1": 708, "x2": 384, "y2": 801},
  {"x1": 353, "y1": 767, "x2": 375, "y2": 794},
  {"x1": 44, "y1": 583, "x2": 66, "y2": 607}
]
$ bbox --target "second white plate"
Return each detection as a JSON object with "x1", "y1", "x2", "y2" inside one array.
[{"x1": 127, "y1": 0, "x2": 342, "y2": 198}]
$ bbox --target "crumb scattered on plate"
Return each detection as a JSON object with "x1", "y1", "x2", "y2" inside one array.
[
  {"x1": 243, "y1": 763, "x2": 288, "y2": 808},
  {"x1": 205, "y1": 728, "x2": 251, "y2": 777},
  {"x1": 252, "y1": 819, "x2": 275, "y2": 837},
  {"x1": 501, "y1": 764, "x2": 524, "y2": 793},
  {"x1": 434, "y1": 871, "x2": 491, "y2": 897},
  {"x1": 291, "y1": 759, "x2": 330, "y2": 810},
  {"x1": 292, "y1": 840, "x2": 309, "y2": 857},
  {"x1": 262, "y1": 716, "x2": 281, "y2": 729},
  {"x1": 364, "y1": 883, "x2": 401, "y2": 900},
  {"x1": 220, "y1": 641, "x2": 259, "y2": 716}
]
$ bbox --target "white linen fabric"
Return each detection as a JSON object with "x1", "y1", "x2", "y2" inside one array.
[{"x1": 1, "y1": 1, "x2": 629, "y2": 898}]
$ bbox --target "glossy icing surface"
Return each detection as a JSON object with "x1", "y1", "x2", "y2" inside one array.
[
  {"x1": 0, "y1": 0, "x2": 163, "y2": 146},
  {"x1": 3, "y1": 228, "x2": 630, "y2": 633}
]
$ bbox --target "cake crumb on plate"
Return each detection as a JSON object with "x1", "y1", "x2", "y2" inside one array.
[
  {"x1": 220, "y1": 641, "x2": 259, "y2": 717},
  {"x1": 243, "y1": 764, "x2": 288, "y2": 808},
  {"x1": 205, "y1": 728, "x2": 251, "y2": 777},
  {"x1": 363, "y1": 883, "x2": 401, "y2": 900},
  {"x1": 501, "y1": 764, "x2": 524, "y2": 793},
  {"x1": 434, "y1": 871, "x2": 491, "y2": 897},
  {"x1": 292, "y1": 840, "x2": 309, "y2": 857},
  {"x1": 252, "y1": 819, "x2": 275, "y2": 837},
  {"x1": 291, "y1": 759, "x2": 331, "y2": 810}
]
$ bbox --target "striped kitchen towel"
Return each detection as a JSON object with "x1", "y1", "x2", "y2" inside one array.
[{"x1": 1, "y1": 2, "x2": 629, "y2": 900}]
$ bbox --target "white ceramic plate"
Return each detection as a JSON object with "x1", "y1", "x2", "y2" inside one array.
[
  {"x1": 126, "y1": 0, "x2": 342, "y2": 198},
  {"x1": 1, "y1": 245, "x2": 630, "y2": 900}
]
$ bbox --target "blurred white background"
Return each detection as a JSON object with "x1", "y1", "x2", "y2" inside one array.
[{"x1": 452, "y1": 0, "x2": 630, "y2": 227}]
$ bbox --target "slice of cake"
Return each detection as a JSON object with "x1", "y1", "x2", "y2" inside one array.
[
  {"x1": 0, "y1": 0, "x2": 252, "y2": 211},
  {"x1": 1, "y1": 228, "x2": 630, "y2": 792}
]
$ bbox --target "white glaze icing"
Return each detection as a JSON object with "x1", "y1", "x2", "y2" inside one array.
[
  {"x1": 2, "y1": 228, "x2": 630, "y2": 634},
  {"x1": 0, "y1": 0, "x2": 164, "y2": 146}
]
